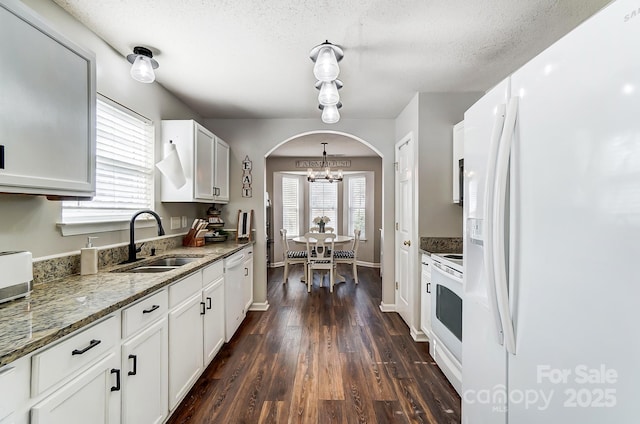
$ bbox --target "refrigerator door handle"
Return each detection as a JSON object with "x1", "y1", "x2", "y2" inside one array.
[
  {"x1": 483, "y1": 103, "x2": 507, "y2": 346},
  {"x1": 493, "y1": 96, "x2": 519, "y2": 355}
]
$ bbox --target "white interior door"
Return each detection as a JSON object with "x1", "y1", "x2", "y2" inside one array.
[{"x1": 395, "y1": 134, "x2": 413, "y2": 326}]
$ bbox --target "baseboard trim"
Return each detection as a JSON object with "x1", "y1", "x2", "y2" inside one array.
[
  {"x1": 379, "y1": 302, "x2": 396, "y2": 312},
  {"x1": 410, "y1": 326, "x2": 429, "y2": 342},
  {"x1": 249, "y1": 301, "x2": 270, "y2": 311}
]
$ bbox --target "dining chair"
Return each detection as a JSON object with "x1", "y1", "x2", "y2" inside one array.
[
  {"x1": 304, "y1": 232, "x2": 336, "y2": 293},
  {"x1": 281, "y1": 229, "x2": 307, "y2": 284},
  {"x1": 334, "y1": 229, "x2": 361, "y2": 285},
  {"x1": 309, "y1": 226, "x2": 320, "y2": 233}
]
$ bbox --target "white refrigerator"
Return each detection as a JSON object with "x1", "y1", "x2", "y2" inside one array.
[{"x1": 462, "y1": 0, "x2": 640, "y2": 422}]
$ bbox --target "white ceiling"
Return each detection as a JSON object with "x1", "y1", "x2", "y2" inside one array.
[
  {"x1": 53, "y1": 0, "x2": 610, "y2": 122},
  {"x1": 270, "y1": 133, "x2": 378, "y2": 157}
]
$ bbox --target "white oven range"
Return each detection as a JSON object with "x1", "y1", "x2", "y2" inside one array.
[{"x1": 430, "y1": 253, "x2": 463, "y2": 394}]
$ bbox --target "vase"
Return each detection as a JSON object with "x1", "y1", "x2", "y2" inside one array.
[{"x1": 319, "y1": 222, "x2": 325, "y2": 233}]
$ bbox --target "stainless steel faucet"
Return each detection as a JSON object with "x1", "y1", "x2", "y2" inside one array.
[{"x1": 128, "y1": 210, "x2": 165, "y2": 263}]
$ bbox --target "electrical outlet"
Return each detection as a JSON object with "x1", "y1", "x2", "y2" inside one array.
[
  {"x1": 170, "y1": 217, "x2": 181, "y2": 230},
  {"x1": 181, "y1": 216, "x2": 188, "y2": 228}
]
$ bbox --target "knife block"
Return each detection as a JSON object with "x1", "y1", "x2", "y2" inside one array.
[{"x1": 182, "y1": 229, "x2": 205, "y2": 247}]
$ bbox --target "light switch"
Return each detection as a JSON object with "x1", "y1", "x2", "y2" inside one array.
[
  {"x1": 181, "y1": 216, "x2": 188, "y2": 228},
  {"x1": 170, "y1": 217, "x2": 181, "y2": 230}
]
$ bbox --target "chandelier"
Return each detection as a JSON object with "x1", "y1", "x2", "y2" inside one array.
[{"x1": 307, "y1": 143, "x2": 343, "y2": 183}]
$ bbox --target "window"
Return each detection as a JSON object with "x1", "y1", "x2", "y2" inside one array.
[
  {"x1": 348, "y1": 176, "x2": 366, "y2": 235},
  {"x1": 282, "y1": 175, "x2": 301, "y2": 236},
  {"x1": 309, "y1": 182, "x2": 337, "y2": 229},
  {"x1": 62, "y1": 97, "x2": 154, "y2": 223}
]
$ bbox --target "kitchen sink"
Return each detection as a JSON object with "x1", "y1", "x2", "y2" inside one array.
[
  {"x1": 145, "y1": 257, "x2": 201, "y2": 267},
  {"x1": 124, "y1": 266, "x2": 178, "y2": 273},
  {"x1": 112, "y1": 255, "x2": 204, "y2": 273}
]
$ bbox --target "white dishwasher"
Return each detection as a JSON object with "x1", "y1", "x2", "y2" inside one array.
[{"x1": 224, "y1": 250, "x2": 246, "y2": 341}]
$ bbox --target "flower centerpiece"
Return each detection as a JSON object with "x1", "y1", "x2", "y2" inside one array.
[{"x1": 313, "y1": 216, "x2": 330, "y2": 232}]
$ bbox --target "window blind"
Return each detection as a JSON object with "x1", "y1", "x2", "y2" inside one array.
[
  {"x1": 282, "y1": 176, "x2": 300, "y2": 236},
  {"x1": 62, "y1": 98, "x2": 154, "y2": 223},
  {"x1": 348, "y1": 176, "x2": 366, "y2": 235},
  {"x1": 309, "y1": 181, "x2": 337, "y2": 227}
]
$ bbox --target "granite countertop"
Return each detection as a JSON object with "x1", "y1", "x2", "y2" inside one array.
[{"x1": 0, "y1": 241, "x2": 253, "y2": 367}]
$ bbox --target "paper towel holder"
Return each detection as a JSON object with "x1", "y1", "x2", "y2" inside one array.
[{"x1": 155, "y1": 140, "x2": 187, "y2": 189}]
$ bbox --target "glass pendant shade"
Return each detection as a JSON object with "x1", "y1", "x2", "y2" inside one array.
[
  {"x1": 130, "y1": 55, "x2": 155, "y2": 83},
  {"x1": 321, "y1": 104, "x2": 340, "y2": 124},
  {"x1": 313, "y1": 47, "x2": 340, "y2": 82},
  {"x1": 318, "y1": 81, "x2": 339, "y2": 106}
]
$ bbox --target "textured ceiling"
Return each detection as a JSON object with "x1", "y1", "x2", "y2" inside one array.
[{"x1": 53, "y1": 0, "x2": 610, "y2": 120}]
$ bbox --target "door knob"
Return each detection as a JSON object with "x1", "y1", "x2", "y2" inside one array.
[{"x1": 403, "y1": 240, "x2": 411, "y2": 246}]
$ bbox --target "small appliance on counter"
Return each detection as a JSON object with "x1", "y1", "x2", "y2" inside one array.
[{"x1": 0, "y1": 251, "x2": 33, "y2": 303}]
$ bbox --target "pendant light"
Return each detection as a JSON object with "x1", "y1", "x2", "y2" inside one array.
[
  {"x1": 317, "y1": 80, "x2": 342, "y2": 106},
  {"x1": 319, "y1": 103, "x2": 342, "y2": 124},
  {"x1": 310, "y1": 41, "x2": 343, "y2": 82},
  {"x1": 126, "y1": 46, "x2": 159, "y2": 83}
]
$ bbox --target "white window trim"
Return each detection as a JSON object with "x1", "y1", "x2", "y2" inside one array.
[{"x1": 57, "y1": 94, "x2": 155, "y2": 236}]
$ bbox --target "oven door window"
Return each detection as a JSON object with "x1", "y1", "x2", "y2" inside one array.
[{"x1": 436, "y1": 284, "x2": 463, "y2": 341}]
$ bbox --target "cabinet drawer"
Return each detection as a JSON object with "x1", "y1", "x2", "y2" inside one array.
[
  {"x1": 202, "y1": 260, "x2": 223, "y2": 287},
  {"x1": 0, "y1": 356, "x2": 29, "y2": 421},
  {"x1": 122, "y1": 289, "x2": 168, "y2": 339},
  {"x1": 31, "y1": 315, "x2": 118, "y2": 397},
  {"x1": 168, "y1": 271, "x2": 201, "y2": 309}
]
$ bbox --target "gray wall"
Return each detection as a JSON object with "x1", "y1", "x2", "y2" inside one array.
[
  {"x1": 418, "y1": 92, "x2": 483, "y2": 237},
  {"x1": 266, "y1": 156, "x2": 382, "y2": 266},
  {"x1": 0, "y1": 0, "x2": 202, "y2": 257}
]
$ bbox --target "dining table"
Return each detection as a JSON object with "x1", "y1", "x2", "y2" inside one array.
[{"x1": 291, "y1": 234, "x2": 354, "y2": 285}]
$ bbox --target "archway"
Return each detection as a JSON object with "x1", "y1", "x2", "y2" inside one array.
[{"x1": 264, "y1": 130, "x2": 384, "y2": 296}]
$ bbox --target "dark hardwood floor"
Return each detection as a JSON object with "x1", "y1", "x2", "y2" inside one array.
[{"x1": 167, "y1": 265, "x2": 461, "y2": 423}]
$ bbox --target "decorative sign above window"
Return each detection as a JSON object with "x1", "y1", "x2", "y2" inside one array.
[
  {"x1": 296, "y1": 159, "x2": 351, "y2": 168},
  {"x1": 242, "y1": 155, "x2": 252, "y2": 197}
]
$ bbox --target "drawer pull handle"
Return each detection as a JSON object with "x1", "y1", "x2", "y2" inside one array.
[
  {"x1": 244, "y1": 267, "x2": 249, "y2": 276},
  {"x1": 206, "y1": 297, "x2": 212, "y2": 310},
  {"x1": 72, "y1": 339, "x2": 101, "y2": 355},
  {"x1": 427, "y1": 282, "x2": 431, "y2": 293},
  {"x1": 142, "y1": 304, "x2": 160, "y2": 314},
  {"x1": 200, "y1": 302, "x2": 206, "y2": 315},
  {"x1": 128, "y1": 354, "x2": 137, "y2": 376},
  {"x1": 110, "y1": 369, "x2": 121, "y2": 391}
]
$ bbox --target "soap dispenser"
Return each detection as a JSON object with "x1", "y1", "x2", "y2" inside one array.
[{"x1": 81, "y1": 236, "x2": 99, "y2": 275}]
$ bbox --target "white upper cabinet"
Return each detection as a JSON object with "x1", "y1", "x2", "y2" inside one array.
[
  {"x1": 452, "y1": 121, "x2": 464, "y2": 204},
  {"x1": 160, "y1": 120, "x2": 229, "y2": 203},
  {"x1": 213, "y1": 138, "x2": 229, "y2": 203},
  {"x1": 0, "y1": 0, "x2": 96, "y2": 198}
]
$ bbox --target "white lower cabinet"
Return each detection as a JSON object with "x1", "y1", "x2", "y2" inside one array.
[
  {"x1": 203, "y1": 278, "x2": 225, "y2": 366},
  {"x1": 168, "y1": 291, "x2": 204, "y2": 411},
  {"x1": 121, "y1": 318, "x2": 168, "y2": 424},
  {"x1": 31, "y1": 352, "x2": 121, "y2": 424},
  {"x1": 242, "y1": 247, "x2": 254, "y2": 313},
  {"x1": 0, "y1": 253, "x2": 252, "y2": 423}
]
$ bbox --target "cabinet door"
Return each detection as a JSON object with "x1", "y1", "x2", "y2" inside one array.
[
  {"x1": 242, "y1": 251, "x2": 253, "y2": 313},
  {"x1": 0, "y1": 1, "x2": 95, "y2": 197},
  {"x1": 452, "y1": 121, "x2": 464, "y2": 203},
  {"x1": 168, "y1": 292, "x2": 204, "y2": 410},
  {"x1": 121, "y1": 319, "x2": 168, "y2": 424},
  {"x1": 194, "y1": 124, "x2": 214, "y2": 201},
  {"x1": 213, "y1": 138, "x2": 229, "y2": 203},
  {"x1": 31, "y1": 353, "x2": 120, "y2": 424},
  {"x1": 420, "y1": 257, "x2": 432, "y2": 338},
  {"x1": 202, "y1": 278, "x2": 225, "y2": 366}
]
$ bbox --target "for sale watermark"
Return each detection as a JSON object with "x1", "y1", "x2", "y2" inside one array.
[{"x1": 463, "y1": 364, "x2": 618, "y2": 412}]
